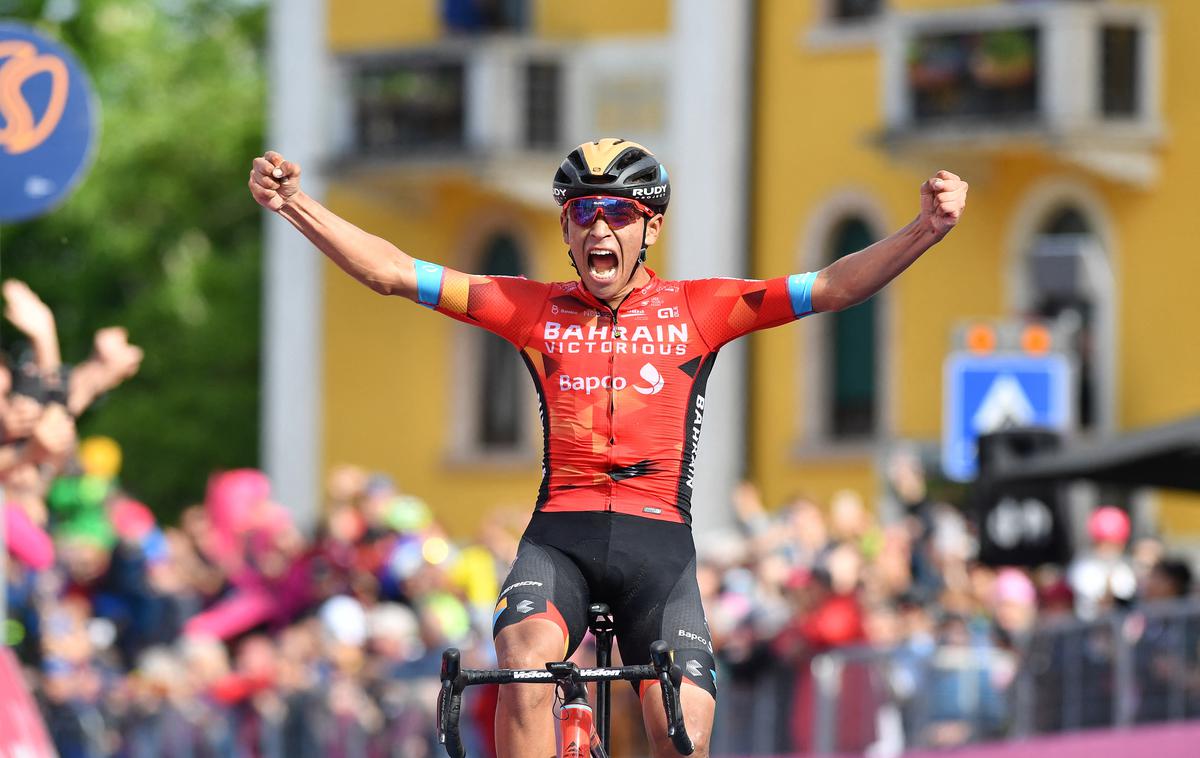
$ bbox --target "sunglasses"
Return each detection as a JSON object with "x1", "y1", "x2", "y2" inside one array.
[{"x1": 563, "y1": 196, "x2": 655, "y2": 230}]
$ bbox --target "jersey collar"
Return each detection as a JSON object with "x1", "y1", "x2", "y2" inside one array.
[{"x1": 573, "y1": 267, "x2": 663, "y2": 314}]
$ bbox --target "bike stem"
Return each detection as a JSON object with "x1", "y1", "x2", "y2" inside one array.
[{"x1": 589, "y1": 603, "x2": 616, "y2": 754}]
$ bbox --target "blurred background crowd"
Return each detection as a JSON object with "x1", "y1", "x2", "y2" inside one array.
[{"x1": 3, "y1": 279, "x2": 1198, "y2": 758}]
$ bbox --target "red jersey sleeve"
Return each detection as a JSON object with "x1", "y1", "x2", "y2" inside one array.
[
  {"x1": 683, "y1": 273, "x2": 818, "y2": 349},
  {"x1": 412, "y1": 259, "x2": 550, "y2": 348}
]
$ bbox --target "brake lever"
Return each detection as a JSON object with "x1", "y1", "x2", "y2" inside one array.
[
  {"x1": 438, "y1": 649, "x2": 466, "y2": 758},
  {"x1": 649, "y1": 641, "x2": 695, "y2": 755}
]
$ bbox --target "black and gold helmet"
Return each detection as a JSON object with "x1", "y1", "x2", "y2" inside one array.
[{"x1": 552, "y1": 138, "x2": 670, "y2": 214}]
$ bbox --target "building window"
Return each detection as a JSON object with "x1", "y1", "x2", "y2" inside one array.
[
  {"x1": 524, "y1": 61, "x2": 561, "y2": 149},
  {"x1": 1101, "y1": 24, "x2": 1140, "y2": 117},
  {"x1": 827, "y1": 217, "x2": 879, "y2": 439},
  {"x1": 353, "y1": 59, "x2": 465, "y2": 155},
  {"x1": 796, "y1": 193, "x2": 892, "y2": 452},
  {"x1": 908, "y1": 26, "x2": 1040, "y2": 125},
  {"x1": 831, "y1": 0, "x2": 882, "y2": 22},
  {"x1": 1025, "y1": 205, "x2": 1104, "y2": 431},
  {"x1": 442, "y1": 0, "x2": 530, "y2": 34},
  {"x1": 477, "y1": 235, "x2": 526, "y2": 448}
]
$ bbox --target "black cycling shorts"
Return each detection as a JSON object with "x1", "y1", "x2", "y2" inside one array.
[{"x1": 492, "y1": 511, "x2": 717, "y2": 699}]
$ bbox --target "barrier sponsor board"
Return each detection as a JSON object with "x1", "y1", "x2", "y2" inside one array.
[{"x1": 775, "y1": 721, "x2": 1200, "y2": 758}]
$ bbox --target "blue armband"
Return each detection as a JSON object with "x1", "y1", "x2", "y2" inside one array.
[
  {"x1": 787, "y1": 272, "x2": 817, "y2": 318},
  {"x1": 414, "y1": 259, "x2": 444, "y2": 309}
]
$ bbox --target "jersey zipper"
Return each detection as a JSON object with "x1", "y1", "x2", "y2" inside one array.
[
  {"x1": 605, "y1": 306, "x2": 619, "y2": 512},
  {"x1": 595, "y1": 284, "x2": 641, "y2": 514}
]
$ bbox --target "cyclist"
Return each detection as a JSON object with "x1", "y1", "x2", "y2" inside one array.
[{"x1": 249, "y1": 138, "x2": 967, "y2": 758}]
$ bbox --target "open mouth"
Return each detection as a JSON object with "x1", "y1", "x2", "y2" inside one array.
[{"x1": 587, "y1": 251, "x2": 619, "y2": 281}]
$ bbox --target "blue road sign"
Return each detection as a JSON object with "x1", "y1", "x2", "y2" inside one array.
[
  {"x1": 942, "y1": 352, "x2": 1072, "y2": 481},
  {"x1": 0, "y1": 22, "x2": 99, "y2": 222}
]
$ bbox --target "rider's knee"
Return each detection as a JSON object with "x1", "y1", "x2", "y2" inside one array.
[
  {"x1": 494, "y1": 618, "x2": 569, "y2": 722},
  {"x1": 494, "y1": 619, "x2": 566, "y2": 669}
]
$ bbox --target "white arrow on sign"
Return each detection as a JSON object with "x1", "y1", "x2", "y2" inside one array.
[{"x1": 972, "y1": 374, "x2": 1035, "y2": 433}]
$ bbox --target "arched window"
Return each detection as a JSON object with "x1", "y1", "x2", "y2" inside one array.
[
  {"x1": 827, "y1": 217, "x2": 879, "y2": 439},
  {"x1": 477, "y1": 234, "x2": 526, "y2": 448},
  {"x1": 1025, "y1": 204, "x2": 1107, "y2": 431}
]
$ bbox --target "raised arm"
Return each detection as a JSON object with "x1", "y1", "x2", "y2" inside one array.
[
  {"x1": 249, "y1": 151, "x2": 419, "y2": 299},
  {"x1": 2, "y1": 280, "x2": 62, "y2": 377},
  {"x1": 68, "y1": 327, "x2": 144, "y2": 417},
  {"x1": 810, "y1": 170, "x2": 968, "y2": 313}
]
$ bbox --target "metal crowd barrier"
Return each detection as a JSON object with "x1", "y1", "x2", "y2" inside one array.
[
  {"x1": 806, "y1": 599, "x2": 1200, "y2": 756},
  {"x1": 52, "y1": 599, "x2": 1200, "y2": 756}
]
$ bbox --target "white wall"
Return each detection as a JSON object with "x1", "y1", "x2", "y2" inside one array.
[
  {"x1": 262, "y1": 0, "x2": 328, "y2": 531},
  {"x1": 668, "y1": 0, "x2": 755, "y2": 541}
]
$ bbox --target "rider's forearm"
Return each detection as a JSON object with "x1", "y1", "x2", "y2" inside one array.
[
  {"x1": 812, "y1": 216, "x2": 944, "y2": 312},
  {"x1": 277, "y1": 191, "x2": 417, "y2": 298}
]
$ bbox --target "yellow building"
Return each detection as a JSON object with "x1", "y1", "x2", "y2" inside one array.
[
  {"x1": 749, "y1": 0, "x2": 1200, "y2": 537},
  {"x1": 265, "y1": 1, "x2": 1200, "y2": 539},
  {"x1": 266, "y1": 1, "x2": 678, "y2": 534}
]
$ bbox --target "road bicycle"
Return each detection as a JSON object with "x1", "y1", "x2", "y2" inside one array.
[{"x1": 438, "y1": 602, "x2": 694, "y2": 757}]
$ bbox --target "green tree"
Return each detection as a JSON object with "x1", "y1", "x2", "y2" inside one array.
[{"x1": 1, "y1": 0, "x2": 266, "y2": 521}]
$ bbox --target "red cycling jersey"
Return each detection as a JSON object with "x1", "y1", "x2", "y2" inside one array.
[{"x1": 413, "y1": 262, "x2": 818, "y2": 525}]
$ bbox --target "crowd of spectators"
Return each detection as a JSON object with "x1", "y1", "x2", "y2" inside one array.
[
  {"x1": 7, "y1": 449, "x2": 534, "y2": 757},
  {"x1": 0, "y1": 275, "x2": 516, "y2": 755},
  {"x1": 3, "y1": 278, "x2": 1199, "y2": 758},
  {"x1": 704, "y1": 459, "x2": 1200, "y2": 755}
]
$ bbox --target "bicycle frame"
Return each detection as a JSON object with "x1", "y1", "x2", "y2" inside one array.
[{"x1": 437, "y1": 604, "x2": 694, "y2": 757}]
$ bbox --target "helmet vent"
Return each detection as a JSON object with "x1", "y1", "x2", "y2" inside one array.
[
  {"x1": 613, "y1": 149, "x2": 644, "y2": 172},
  {"x1": 568, "y1": 151, "x2": 587, "y2": 172},
  {"x1": 628, "y1": 167, "x2": 658, "y2": 185}
]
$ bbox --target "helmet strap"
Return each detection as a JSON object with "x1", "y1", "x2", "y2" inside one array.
[
  {"x1": 617, "y1": 218, "x2": 647, "y2": 288},
  {"x1": 638, "y1": 217, "x2": 649, "y2": 264}
]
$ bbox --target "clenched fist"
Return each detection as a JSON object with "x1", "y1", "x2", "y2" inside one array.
[
  {"x1": 249, "y1": 151, "x2": 302, "y2": 211},
  {"x1": 93, "y1": 327, "x2": 144, "y2": 385},
  {"x1": 920, "y1": 170, "x2": 968, "y2": 237}
]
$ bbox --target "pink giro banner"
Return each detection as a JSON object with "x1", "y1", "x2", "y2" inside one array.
[
  {"x1": 0, "y1": 647, "x2": 56, "y2": 758},
  {"x1": 896, "y1": 723, "x2": 1200, "y2": 758}
]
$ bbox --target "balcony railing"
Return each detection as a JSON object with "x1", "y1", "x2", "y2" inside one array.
[
  {"x1": 332, "y1": 37, "x2": 670, "y2": 202},
  {"x1": 879, "y1": 1, "x2": 1162, "y2": 185}
]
